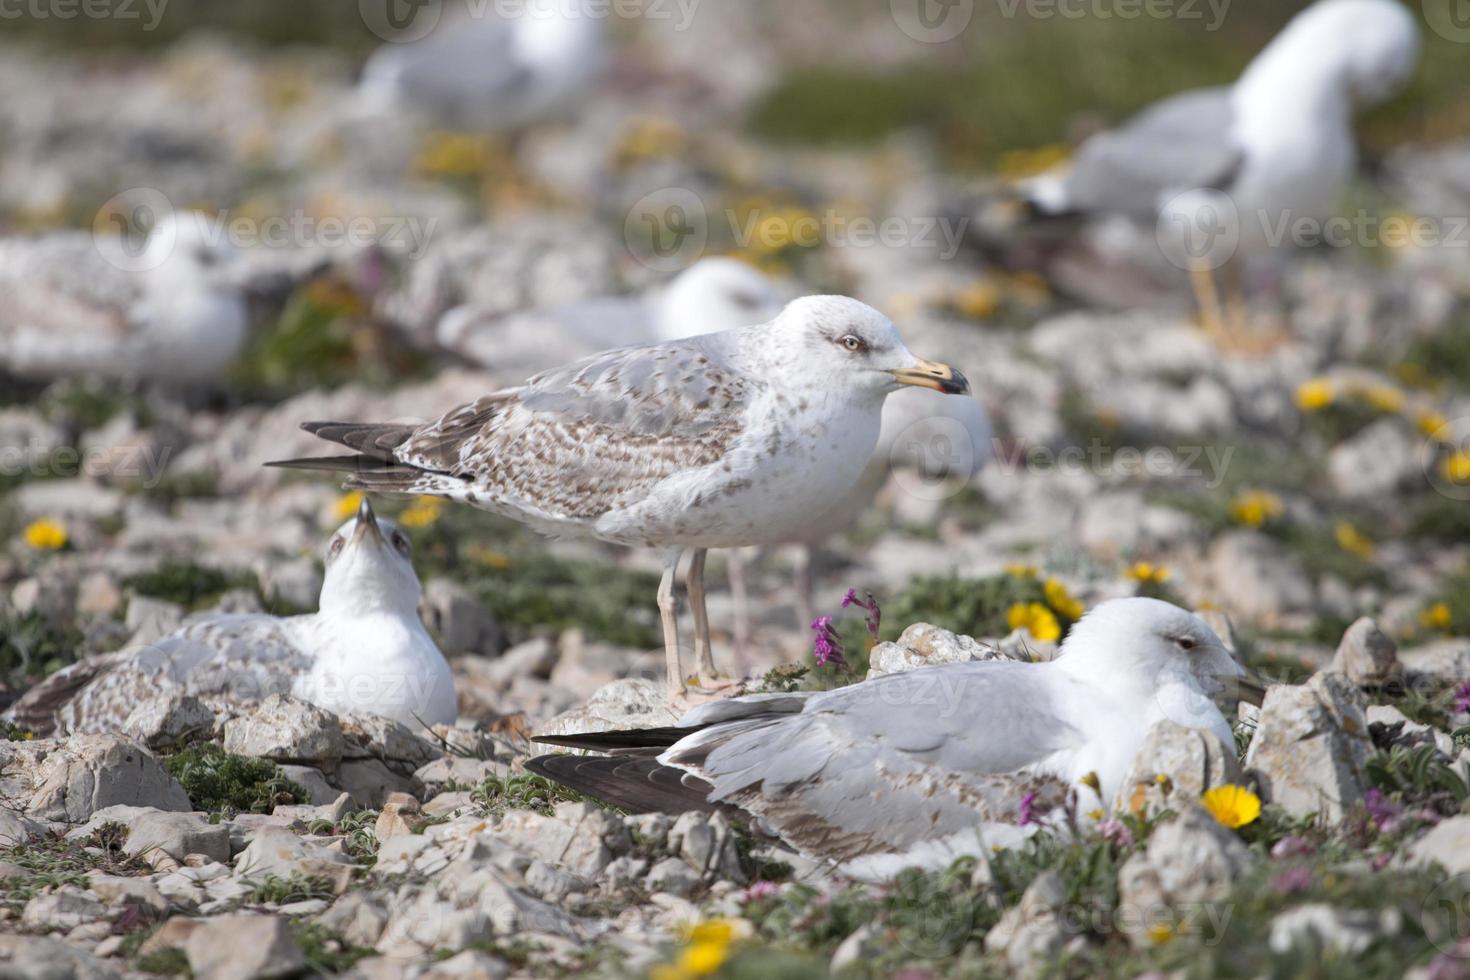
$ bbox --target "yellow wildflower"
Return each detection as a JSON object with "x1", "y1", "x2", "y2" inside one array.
[
  {"x1": 1442, "y1": 451, "x2": 1470, "y2": 484},
  {"x1": 1416, "y1": 410, "x2": 1449, "y2": 439},
  {"x1": 681, "y1": 921, "x2": 737, "y2": 945},
  {"x1": 1294, "y1": 378, "x2": 1335, "y2": 412},
  {"x1": 1006, "y1": 270, "x2": 1052, "y2": 306},
  {"x1": 466, "y1": 544, "x2": 513, "y2": 570},
  {"x1": 1044, "y1": 578, "x2": 1085, "y2": 621},
  {"x1": 1004, "y1": 563, "x2": 1039, "y2": 579},
  {"x1": 398, "y1": 496, "x2": 445, "y2": 529},
  {"x1": 613, "y1": 117, "x2": 685, "y2": 165},
  {"x1": 1421, "y1": 602, "x2": 1452, "y2": 631},
  {"x1": 1229, "y1": 490, "x2": 1284, "y2": 528},
  {"x1": 1125, "y1": 562, "x2": 1170, "y2": 584},
  {"x1": 676, "y1": 942, "x2": 728, "y2": 976},
  {"x1": 1086, "y1": 808, "x2": 1105, "y2": 821},
  {"x1": 1147, "y1": 923, "x2": 1176, "y2": 945},
  {"x1": 22, "y1": 518, "x2": 67, "y2": 551},
  {"x1": 1200, "y1": 784, "x2": 1261, "y2": 829},
  {"x1": 414, "y1": 131, "x2": 492, "y2": 177},
  {"x1": 997, "y1": 143, "x2": 1071, "y2": 180},
  {"x1": 953, "y1": 280, "x2": 1002, "y2": 320},
  {"x1": 1007, "y1": 603, "x2": 1061, "y2": 643},
  {"x1": 332, "y1": 492, "x2": 364, "y2": 522},
  {"x1": 1362, "y1": 384, "x2": 1404, "y2": 414},
  {"x1": 1079, "y1": 771, "x2": 1101, "y2": 793},
  {"x1": 1334, "y1": 522, "x2": 1375, "y2": 560}
]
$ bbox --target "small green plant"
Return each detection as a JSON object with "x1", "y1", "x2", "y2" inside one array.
[
  {"x1": 0, "y1": 608, "x2": 83, "y2": 690},
  {"x1": 752, "y1": 664, "x2": 810, "y2": 693},
  {"x1": 134, "y1": 946, "x2": 191, "y2": 977},
  {"x1": 0, "y1": 830, "x2": 151, "y2": 912},
  {"x1": 308, "y1": 808, "x2": 380, "y2": 866},
  {"x1": 163, "y1": 743, "x2": 307, "y2": 818},
  {"x1": 293, "y1": 922, "x2": 374, "y2": 974},
  {"x1": 472, "y1": 772, "x2": 602, "y2": 818},
  {"x1": 122, "y1": 562, "x2": 261, "y2": 610},
  {"x1": 883, "y1": 572, "x2": 1072, "y2": 643},
  {"x1": 243, "y1": 872, "x2": 336, "y2": 905}
]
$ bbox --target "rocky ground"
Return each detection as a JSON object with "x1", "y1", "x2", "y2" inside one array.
[{"x1": 2, "y1": 4, "x2": 1470, "y2": 978}]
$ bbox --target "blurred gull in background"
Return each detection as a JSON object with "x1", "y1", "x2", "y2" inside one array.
[
  {"x1": 1013, "y1": 0, "x2": 1420, "y2": 336},
  {"x1": 357, "y1": 0, "x2": 607, "y2": 131},
  {"x1": 0, "y1": 212, "x2": 248, "y2": 385}
]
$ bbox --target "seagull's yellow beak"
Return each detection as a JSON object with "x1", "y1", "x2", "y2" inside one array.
[{"x1": 891, "y1": 358, "x2": 970, "y2": 395}]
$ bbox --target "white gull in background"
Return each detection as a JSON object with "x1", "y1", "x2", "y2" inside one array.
[
  {"x1": 6, "y1": 500, "x2": 456, "y2": 734},
  {"x1": 358, "y1": 0, "x2": 606, "y2": 131},
  {"x1": 531, "y1": 597, "x2": 1260, "y2": 878},
  {"x1": 1018, "y1": 0, "x2": 1420, "y2": 330},
  {"x1": 0, "y1": 213, "x2": 248, "y2": 385},
  {"x1": 271, "y1": 296, "x2": 970, "y2": 701},
  {"x1": 435, "y1": 257, "x2": 784, "y2": 375}
]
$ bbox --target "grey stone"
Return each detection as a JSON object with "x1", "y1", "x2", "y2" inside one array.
[
  {"x1": 232, "y1": 826, "x2": 355, "y2": 893},
  {"x1": 645, "y1": 856, "x2": 702, "y2": 898},
  {"x1": 421, "y1": 578, "x2": 503, "y2": 656},
  {"x1": 0, "y1": 808, "x2": 45, "y2": 846},
  {"x1": 1408, "y1": 815, "x2": 1470, "y2": 875},
  {"x1": 1268, "y1": 903, "x2": 1401, "y2": 955},
  {"x1": 276, "y1": 765, "x2": 339, "y2": 806},
  {"x1": 535, "y1": 677, "x2": 680, "y2": 740},
  {"x1": 125, "y1": 596, "x2": 185, "y2": 647},
  {"x1": 1328, "y1": 617, "x2": 1399, "y2": 687},
  {"x1": 1328, "y1": 418, "x2": 1417, "y2": 500},
  {"x1": 867, "y1": 622, "x2": 1015, "y2": 678},
  {"x1": 420, "y1": 950, "x2": 511, "y2": 980},
  {"x1": 669, "y1": 810, "x2": 745, "y2": 883},
  {"x1": 72, "y1": 806, "x2": 230, "y2": 863},
  {"x1": 1398, "y1": 639, "x2": 1470, "y2": 685},
  {"x1": 21, "y1": 886, "x2": 107, "y2": 933},
  {"x1": 316, "y1": 891, "x2": 391, "y2": 949},
  {"x1": 1116, "y1": 806, "x2": 1253, "y2": 947},
  {"x1": 415, "y1": 756, "x2": 511, "y2": 797},
  {"x1": 984, "y1": 871, "x2": 1075, "y2": 976},
  {"x1": 1206, "y1": 531, "x2": 1315, "y2": 625},
  {"x1": 339, "y1": 713, "x2": 441, "y2": 771},
  {"x1": 492, "y1": 802, "x2": 628, "y2": 876},
  {"x1": 0, "y1": 934, "x2": 122, "y2": 979},
  {"x1": 1244, "y1": 671, "x2": 1371, "y2": 821},
  {"x1": 222, "y1": 695, "x2": 344, "y2": 764},
  {"x1": 184, "y1": 914, "x2": 305, "y2": 980},
  {"x1": 1111, "y1": 721, "x2": 1243, "y2": 818},
  {"x1": 13, "y1": 734, "x2": 191, "y2": 822},
  {"x1": 122, "y1": 694, "x2": 216, "y2": 750},
  {"x1": 334, "y1": 758, "x2": 419, "y2": 808}
]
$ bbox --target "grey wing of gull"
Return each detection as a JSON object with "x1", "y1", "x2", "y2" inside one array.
[
  {"x1": 371, "y1": 17, "x2": 528, "y2": 120},
  {"x1": 1060, "y1": 87, "x2": 1244, "y2": 220},
  {"x1": 661, "y1": 662, "x2": 1083, "y2": 861},
  {"x1": 394, "y1": 334, "x2": 754, "y2": 524},
  {"x1": 54, "y1": 614, "x2": 312, "y2": 734}
]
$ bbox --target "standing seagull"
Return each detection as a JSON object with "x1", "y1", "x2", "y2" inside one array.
[
  {"x1": 530, "y1": 598, "x2": 1262, "y2": 877},
  {"x1": 0, "y1": 214, "x2": 248, "y2": 385},
  {"x1": 1016, "y1": 0, "x2": 1420, "y2": 334},
  {"x1": 6, "y1": 500, "x2": 456, "y2": 734},
  {"x1": 269, "y1": 296, "x2": 969, "y2": 701}
]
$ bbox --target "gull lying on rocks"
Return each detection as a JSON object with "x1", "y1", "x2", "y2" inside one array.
[
  {"x1": 435, "y1": 257, "x2": 784, "y2": 375},
  {"x1": 0, "y1": 214, "x2": 248, "y2": 385},
  {"x1": 269, "y1": 295, "x2": 970, "y2": 701},
  {"x1": 530, "y1": 597, "x2": 1262, "y2": 876},
  {"x1": 1015, "y1": 0, "x2": 1420, "y2": 332},
  {"x1": 6, "y1": 500, "x2": 456, "y2": 734},
  {"x1": 358, "y1": 0, "x2": 606, "y2": 131}
]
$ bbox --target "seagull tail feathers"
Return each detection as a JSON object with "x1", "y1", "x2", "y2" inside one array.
[{"x1": 265, "y1": 420, "x2": 461, "y2": 495}]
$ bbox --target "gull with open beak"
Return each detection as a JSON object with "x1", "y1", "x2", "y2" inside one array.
[
  {"x1": 270, "y1": 295, "x2": 969, "y2": 703},
  {"x1": 5, "y1": 499, "x2": 457, "y2": 735}
]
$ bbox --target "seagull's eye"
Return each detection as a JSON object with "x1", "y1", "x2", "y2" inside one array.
[
  {"x1": 328, "y1": 536, "x2": 345, "y2": 558},
  {"x1": 391, "y1": 531, "x2": 412, "y2": 558},
  {"x1": 1175, "y1": 636, "x2": 1198, "y2": 652},
  {"x1": 837, "y1": 334, "x2": 866, "y2": 353}
]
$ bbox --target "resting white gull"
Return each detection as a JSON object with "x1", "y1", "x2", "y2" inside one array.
[
  {"x1": 1018, "y1": 0, "x2": 1420, "y2": 332},
  {"x1": 269, "y1": 296, "x2": 970, "y2": 701},
  {"x1": 6, "y1": 500, "x2": 456, "y2": 734},
  {"x1": 0, "y1": 213, "x2": 248, "y2": 385},
  {"x1": 434, "y1": 257, "x2": 784, "y2": 375},
  {"x1": 358, "y1": 0, "x2": 606, "y2": 131},
  {"x1": 530, "y1": 597, "x2": 1261, "y2": 877}
]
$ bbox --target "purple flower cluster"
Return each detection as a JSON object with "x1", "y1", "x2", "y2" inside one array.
[
  {"x1": 841, "y1": 589, "x2": 882, "y2": 641},
  {"x1": 1453, "y1": 680, "x2": 1470, "y2": 716},
  {"x1": 810, "y1": 616, "x2": 849, "y2": 669},
  {"x1": 1018, "y1": 791, "x2": 1039, "y2": 827},
  {"x1": 1096, "y1": 819, "x2": 1134, "y2": 848},
  {"x1": 1270, "y1": 836, "x2": 1315, "y2": 859},
  {"x1": 1363, "y1": 789, "x2": 1404, "y2": 834},
  {"x1": 1270, "y1": 866, "x2": 1315, "y2": 896}
]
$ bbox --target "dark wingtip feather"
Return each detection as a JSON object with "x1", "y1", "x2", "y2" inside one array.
[
  {"x1": 527, "y1": 754, "x2": 717, "y2": 816},
  {"x1": 532, "y1": 726, "x2": 694, "y2": 753},
  {"x1": 263, "y1": 455, "x2": 365, "y2": 472}
]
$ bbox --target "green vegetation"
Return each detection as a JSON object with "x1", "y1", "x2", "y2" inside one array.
[
  {"x1": 122, "y1": 562, "x2": 262, "y2": 610},
  {"x1": 0, "y1": 608, "x2": 83, "y2": 693},
  {"x1": 134, "y1": 947, "x2": 191, "y2": 977},
  {"x1": 163, "y1": 743, "x2": 307, "y2": 818},
  {"x1": 884, "y1": 572, "x2": 1077, "y2": 643},
  {"x1": 293, "y1": 922, "x2": 375, "y2": 975},
  {"x1": 472, "y1": 772, "x2": 604, "y2": 818},
  {"x1": 0, "y1": 824, "x2": 149, "y2": 913},
  {"x1": 243, "y1": 872, "x2": 336, "y2": 905}
]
